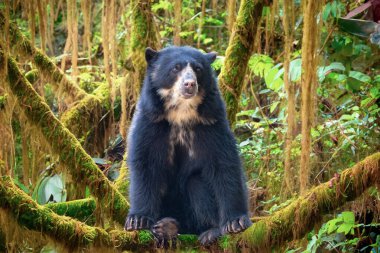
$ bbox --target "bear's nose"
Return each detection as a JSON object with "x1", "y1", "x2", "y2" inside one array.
[{"x1": 184, "y1": 80, "x2": 196, "y2": 88}]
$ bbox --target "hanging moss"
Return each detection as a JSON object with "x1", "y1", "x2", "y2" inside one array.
[
  {"x1": 0, "y1": 50, "x2": 129, "y2": 225},
  {"x1": 0, "y1": 10, "x2": 87, "y2": 102},
  {"x1": 218, "y1": 0, "x2": 270, "y2": 125}
]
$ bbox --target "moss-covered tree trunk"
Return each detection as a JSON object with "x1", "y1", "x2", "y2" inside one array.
[
  {"x1": 218, "y1": 0, "x2": 270, "y2": 125},
  {"x1": 129, "y1": 0, "x2": 160, "y2": 96},
  {"x1": 299, "y1": 0, "x2": 322, "y2": 194},
  {"x1": 1, "y1": 152, "x2": 380, "y2": 251},
  {"x1": 0, "y1": 49, "x2": 129, "y2": 225},
  {"x1": 119, "y1": 0, "x2": 160, "y2": 138},
  {"x1": 282, "y1": 0, "x2": 297, "y2": 196}
]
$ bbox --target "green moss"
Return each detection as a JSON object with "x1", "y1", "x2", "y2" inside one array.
[
  {"x1": 138, "y1": 230, "x2": 154, "y2": 245},
  {"x1": 0, "y1": 93, "x2": 7, "y2": 109},
  {"x1": 45, "y1": 198, "x2": 96, "y2": 225},
  {"x1": 219, "y1": 234, "x2": 232, "y2": 249},
  {"x1": 25, "y1": 69, "x2": 39, "y2": 84},
  {"x1": 218, "y1": 0, "x2": 266, "y2": 125}
]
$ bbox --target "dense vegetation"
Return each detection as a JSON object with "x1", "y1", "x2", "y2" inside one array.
[{"x1": 0, "y1": 0, "x2": 379, "y2": 252}]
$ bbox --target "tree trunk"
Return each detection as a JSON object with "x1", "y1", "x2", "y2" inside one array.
[
  {"x1": 119, "y1": 0, "x2": 160, "y2": 138},
  {"x1": 197, "y1": 0, "x2": 206, "y2": 48},
  {"x1": 173, "y1": 0, "x2": 182, "y2": 46},
  {"x1": 282, "y1": 0, "x2": 296, "y2": 196},
  {"x1": 218, "y1": 0, "x2": 269, "y2": 125},
  {"x1": 226, "y1": 0, "x2": 236, "y2": 34},
  {"x1": 0, "y1": 49, "x2": 129, "y2": 225},
  {"x1": 299, "y1": 0, "x2": 322, "y2": 194}
]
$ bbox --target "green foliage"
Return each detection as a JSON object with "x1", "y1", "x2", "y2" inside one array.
[{"x1": 303, "y1": 211, "x2": 380, "y2": 253}]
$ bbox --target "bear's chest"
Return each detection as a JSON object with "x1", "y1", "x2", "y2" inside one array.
[{"x1": 167, "y1": 125, "x2": 195, "y2": 164}]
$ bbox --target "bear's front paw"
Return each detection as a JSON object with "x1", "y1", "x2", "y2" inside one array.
[
  {"x1": 222, "y1": 215, "x2": 252, "y2": 234},
  {"x1": 199, "y1": 228, "x2": 221, "y2": 246},
  {"x1": 152, "y1": 217, "x2": 179, "y2": 248},
  {"x1": 124, "y1": 215, "x2": 154, "y2": 231}
]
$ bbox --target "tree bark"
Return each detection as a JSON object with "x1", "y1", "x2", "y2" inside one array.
[
  {"x1": 173, "y1": 0, "x2": 182, "y2": 46},
  {"x1": 282, "y1": 0, "x2": 296, "y2": 196},
  {"x1": 218, "y1": 0, "x2": 269, "y2": 125},
  {"x1": 299, "y1": 0, "x2": 322, "y2": 194},
  {"x1": 226, "y1": 0, "x2": 236, "y2": 35},
  {"x1": 0, "y1": 49, "x2": 129, "y2": 225}
]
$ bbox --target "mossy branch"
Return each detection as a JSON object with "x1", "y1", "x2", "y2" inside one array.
[
  {"x1": 45, "y1": 198, "x2": 96, "y2": 225},
  {"x1": 9, "y1": 152, "x2": 379, "y2": 251},
  {"x1": 236, "y1": 152, "x2": 380, "y2": 251},
  {"x1": 0, "y1": 49, "x2": 129, "y2": 225},
  {"x1": 0, "y1": 13, "x2": 112, "y2": 150},
  {"x1": 60, "y1": 83, "x2": 111, "y2": 154},
  {"x1": 0, "y1": 176, "x2": 144, "y2": 251},
  {"x1": 218, "y1": 0, "x2": 270, "y2": 125},
  {"x1": 0, "y1": 10, "x2": 87, "y2": 101}
]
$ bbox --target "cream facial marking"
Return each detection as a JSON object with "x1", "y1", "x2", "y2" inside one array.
[{"x1": 157, "y1": 63, "x2": 204, "y2": 126}]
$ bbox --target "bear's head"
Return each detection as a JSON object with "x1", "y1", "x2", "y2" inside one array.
[{"x1": 143, "y1": 46, "x2": 218, "y2": 125}]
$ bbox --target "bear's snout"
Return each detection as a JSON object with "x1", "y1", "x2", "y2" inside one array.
[{"x1": 182, "y1": 79, "x2": 198, "y2": 98}]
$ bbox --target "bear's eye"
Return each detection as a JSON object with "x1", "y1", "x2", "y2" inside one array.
[
  {"x1": 172, "y1": 64, "x2": 181, "y2": 73},
  {"x1": 195, "y1": 67, "x2": 202, "y2": 73}
]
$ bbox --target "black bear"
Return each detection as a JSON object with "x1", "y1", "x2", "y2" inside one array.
[{"x1": 125, "y1": 46, "x2": 251, "y2": 245}]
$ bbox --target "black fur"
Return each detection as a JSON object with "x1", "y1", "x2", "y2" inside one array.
[{"x1": 125, "y1": 46, "x2": 251, "y2": 245}]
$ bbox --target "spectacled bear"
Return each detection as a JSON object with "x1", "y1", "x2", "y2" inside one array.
[{"x1": 125, "y1": 46, "x2": 252, "y2": 246}]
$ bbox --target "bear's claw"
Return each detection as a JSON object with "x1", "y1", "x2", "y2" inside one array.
[
  {"x1": 222, "y1": 215, "x2": 252, "y2": 234},
  {"x1": 199, "y1": 228, "x2": 221, "y2": 246},
  {"x1": 124, "y1": 215, "x2": 154, "y2": 230},
  {"x1": 152, "y1": 217, "x2": 179, "y2": 248}
]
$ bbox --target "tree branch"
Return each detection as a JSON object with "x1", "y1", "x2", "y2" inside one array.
[
  {"x1": 0, "y1": 49, "x2": 129, "y2": 225},
  {"x1": 0, "y1": 10, "x2": 86, "y2": 102}
]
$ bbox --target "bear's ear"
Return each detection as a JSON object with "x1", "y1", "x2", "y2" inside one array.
[
  {"x1": 205, "y1": 52, "x2": 217, "y2": 64},
  {"x1": 145, "y1": 47, "x2": 158, "y2": 63}
]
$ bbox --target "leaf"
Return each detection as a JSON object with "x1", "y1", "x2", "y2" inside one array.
[
  {"x1": 265, "y1": 66, "x2": 284, "y2": 91},
  {"x1": 337, "y1": 223, "x2": 354, "y2": 235},
  {"x1": 318, "y1": 62, "x2": 345, "y2": 82},
  {"x1": 340, "y1": 114, "x2": 354, "y2": 121},
  {"x1": 270, "y1": 101, "x2": 280, "y2": 113},
  {"x1": 322, "y1": 2, "x2": 331, "y2": 22},
  {"x1": 341, "y1": 211, "x2": 355, "y2": 224},
  {"x1": 203, "y1": 38, "x2": 213, "y2": 45},
  {"x1": 327, "y1": 219, "x2": 339, "y2": 234},
  {"x1": 248, "y1": 54, "x2": 275, "y2": 78},
  {"x1": 349, "y1": 71, "x2": 371, "y2": 83},
  {"x1": 289, "y1": 58, "x2": 302, "y2": 82},
  {"x1": 239, "y1": 140, "x2": 251, "y2": 147}
]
